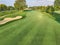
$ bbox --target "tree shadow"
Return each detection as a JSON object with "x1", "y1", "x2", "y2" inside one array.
[{"x1": 51, "y1": 12, "x2": 60, "y2": 23}]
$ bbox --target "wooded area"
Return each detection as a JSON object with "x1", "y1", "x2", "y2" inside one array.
[{"x1": 0, "y1": 0, "x2": 60, "y2": 11}]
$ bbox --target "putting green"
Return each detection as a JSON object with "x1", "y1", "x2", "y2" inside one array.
[{"x1": 0, "y1": 11, "x2": 60, "y2": 45}]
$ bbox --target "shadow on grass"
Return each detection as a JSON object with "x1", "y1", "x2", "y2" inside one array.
[{"x1": 51, "y1": 12, "x2": 60, "y2": 23}]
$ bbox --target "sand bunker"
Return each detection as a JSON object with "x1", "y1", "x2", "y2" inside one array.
[{"x1": 0, "y1": 16, "x2": 22, "y2": 25}]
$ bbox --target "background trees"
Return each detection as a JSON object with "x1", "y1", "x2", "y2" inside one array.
[
  {"x1": 0, "y1": 0, "x2": 27, "y2": 11},
  {"x1": 0, "y1": 0, "x2": 60, "y2": 12},
  {"x1": 0, "y1": 4, "x2": 7, "y2": 11},
  {"x1": 0, "y1": 4, "x2": 15, "y2": 11},
  {"x1": 54, "y1": 0, "x2": 60, "y2": 6},
  {"x1": 54, "y1": 0, "x2": 60, "y2": 10},
  {"x1": 14, "y1": 0, "x2": 27, "y2": 10},
  {"x1": 7, "y1": 6, "x2": 15, "y2": 10},
  {"x1": 46, "y1": 6, "x2": 55, "y2": 13}
]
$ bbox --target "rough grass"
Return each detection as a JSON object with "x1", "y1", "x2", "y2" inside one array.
[
  {"x1": 0, "y1": 11, "x2": 60, "y2": 45},
  {"x1": 0, "y1": 10, "x2": 18, "y2": 16},
  {"x1": 0, "y1": 10, "x2": 26, "y2": 21}
]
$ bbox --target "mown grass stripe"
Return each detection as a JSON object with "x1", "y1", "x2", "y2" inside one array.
[
  {"x1": 0, "y1": 14, "x2": 38, "y2": 45},
  {"x1": 0, "y1": 11, "x2": 35, "y2": 33},
  {"x1": 53, "y1": 22, "x2": 60, "y2": 45},
  {"x1": 29, "y1": 19, "x2": 49, "y2": 45},
  {"x1": 18, "y1": 19, "x2": 45, "y2": 45},
  {"x1": 0, "y1": 16, "x2": 35, "y2": 39},
  {"x1": 7, "y1": 20, "x2": 38, "y2": 45},
  {"x1": 42, "y1": 19, "x2": 58, "y2": 45}
]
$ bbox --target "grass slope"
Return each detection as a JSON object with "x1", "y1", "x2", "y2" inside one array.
[{"x1": 0, "y1": 11, "x2": 60, "y2": 45}]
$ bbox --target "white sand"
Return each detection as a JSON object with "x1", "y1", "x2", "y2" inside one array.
[{"x1": 0, "y1": 16, "x2": 22, "y2": 25}]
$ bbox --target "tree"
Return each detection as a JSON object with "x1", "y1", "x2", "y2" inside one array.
[
  {"x1": 39, "y1": 6, "x2": 47, "y2": 12},
  {"x1": 46, "y1": 6, "x2": 55, "y2": 14},
  {"x1": 7, "y1": 6, "x2": 15, "y2": 10},
  {"x1": 54, "y1": 0, "x2": 60, "y2": 6},
  {"x1": 0, "y1": 4, "x2": 7, "y2": 11},
  {"x1": 14, "y1": 0, "x2": 27, "y2": 10},
  {"x1": 54, "y1": 0, "x2": 60, "y2": 10}
]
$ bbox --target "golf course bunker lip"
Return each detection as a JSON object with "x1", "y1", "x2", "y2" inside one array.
[{"x1": 0, "y1": 16, "x2": 22, "y2": 25}]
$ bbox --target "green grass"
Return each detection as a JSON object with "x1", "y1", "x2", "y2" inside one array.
[
  {"x1": 0, "y1": 10, "x2": 18, "y2": 16},
  {"x1": 0, "y1": 11, "x2": 60, "y2": 45},
  {"x1": 0, "y1": 10, "x2": 25, "y2": 21},
  {"x1": 0, "y1": 10, "x2": 18, "y2": 21}
]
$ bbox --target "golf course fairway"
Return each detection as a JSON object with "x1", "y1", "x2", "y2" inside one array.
[{"x1": 0, "y1": 11, "x2": 60, "y2": 45}]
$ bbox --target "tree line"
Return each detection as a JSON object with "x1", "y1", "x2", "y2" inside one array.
[
  {"x1": 0, "y1": 0, "x2": 60, "y2": 13},
  {"x1": 0, "y1": 4, "x2": 15, "y2": 11}
]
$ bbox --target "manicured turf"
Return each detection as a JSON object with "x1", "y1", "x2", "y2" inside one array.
[{"x1": 0, "y1": 11, "x2": 60, "y2": 45}]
